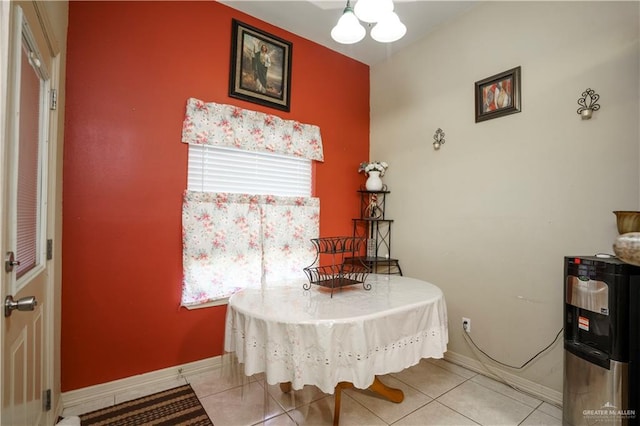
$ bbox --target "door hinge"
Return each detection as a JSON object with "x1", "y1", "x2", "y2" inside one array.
[
  {"x1": 50, "y1": 89, "x2": 57, "y2": 110},
  {"x1": 46, "y1": 239, "x2": 53, "y2": 260},
  {"x1": 43, "y1": 389, "x2": 51, "y2": 411}
]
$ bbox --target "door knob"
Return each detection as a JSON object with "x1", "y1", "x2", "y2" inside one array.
[{"x1": 5, "y1": 295, "x2": 37, "y2": 317}]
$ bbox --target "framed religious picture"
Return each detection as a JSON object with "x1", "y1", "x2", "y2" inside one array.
[
  {"x1": 229, "y1": 19, "x2": 292, "y2": 112},
  {"x1": 474, "y1": 66, "x2": 521, "y2": 123}
]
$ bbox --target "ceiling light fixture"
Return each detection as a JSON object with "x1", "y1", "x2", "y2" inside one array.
[{"x1": 332, "y1": 0, "x2": 406, "y2": 45}]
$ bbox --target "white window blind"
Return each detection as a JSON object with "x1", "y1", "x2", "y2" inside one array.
[
  {"x1": 188, "y1": 144, "x2": 311, "y2": 197},
  {"x1": 16, "y1": 36, "x2": 45, "y2": 279}
]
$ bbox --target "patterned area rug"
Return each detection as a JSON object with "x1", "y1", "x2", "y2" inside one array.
[{"x1": 78, "y1": 384, "x2": 212, "y2": 425}]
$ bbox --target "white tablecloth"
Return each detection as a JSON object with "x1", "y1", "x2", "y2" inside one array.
[{"x1": 224, "y1": 274, "x2": 448, "y2": 393}]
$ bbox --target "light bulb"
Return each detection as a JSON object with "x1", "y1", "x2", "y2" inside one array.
[
  {"x1": 354, "y1": 0, "x2": 394, "y2": 23},
  {"x1": 331, "y1": 8, "x2": 366, "y2": 44},
  {"x1": 371, "y1": 12, "x2": 406, "y2": 43}
]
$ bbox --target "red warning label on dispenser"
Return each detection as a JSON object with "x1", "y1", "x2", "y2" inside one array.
[{"x1": 579, "y1": 316, "x2": 589, "y2": 331}]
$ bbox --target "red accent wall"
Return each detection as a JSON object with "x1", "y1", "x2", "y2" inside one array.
[{"x1": 62, "y1": 1, "x2": 369, "y2": 391}]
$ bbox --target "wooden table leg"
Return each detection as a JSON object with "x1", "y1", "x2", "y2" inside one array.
[
  {"x1": 332, "y1": 377, "x2": 403, "y2": 425},
  {"x1": 279, "y1": 382, "x2": 292, "y2": 393},
  {"x1": 333, "y1": 385, "x2": 342, "y2": 426},
  {"x1": 368, "y1": 376, "x2": 404, "y2": 403},
  {"x1": 333, "y1": 382, "x2": 353, "y2": 426}
]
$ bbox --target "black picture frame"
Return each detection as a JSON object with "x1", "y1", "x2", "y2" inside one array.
[
  {"x1": 475, "y1": 66, "x2": 521, "y2": 123},
  {"x1": 229, "y1": 19, "x2": 292, "y2": 112}
]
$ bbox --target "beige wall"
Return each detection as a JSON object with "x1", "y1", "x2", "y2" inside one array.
[{"x1": 371, "y1": 1, "x2": 639, "y2": 394}]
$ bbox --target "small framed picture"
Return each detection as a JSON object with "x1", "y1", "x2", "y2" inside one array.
[
  {"x1": 474, "y1": 66, "x2": 521, "y2": 123},
  {"x1": 229, "y1": 19, "x2": 292, "y2": 112}
]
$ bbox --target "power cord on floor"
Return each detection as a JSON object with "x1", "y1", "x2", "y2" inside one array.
[
  {"x1": 462, "y1": 327, "x2": 563, "y2": 370},
  {"x1": 461, "y1": 326, "x2": 564, "y2": 408}
]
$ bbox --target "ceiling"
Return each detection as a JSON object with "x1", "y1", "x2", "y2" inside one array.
[{"x1": 219, "y1": 1, "x2": 479, "y2": 66}]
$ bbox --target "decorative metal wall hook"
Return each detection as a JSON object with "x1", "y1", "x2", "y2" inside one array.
[
  {"x1": 577, "y1": 88, "x2": 600, "y2": 120},
  {"x1": 433, "y1": 128, "x2": 445, "y2": 150}
]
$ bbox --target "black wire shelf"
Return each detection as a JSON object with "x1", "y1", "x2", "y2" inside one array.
[{"x1": 303, "y1": 236, "x2": 371, "y2": 297}]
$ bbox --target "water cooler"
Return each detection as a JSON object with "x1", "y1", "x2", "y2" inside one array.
[{"x1": 564, "y1": 256, "x2": 640, "y2": 425}]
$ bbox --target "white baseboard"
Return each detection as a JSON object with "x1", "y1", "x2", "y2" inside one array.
[
  {"x1": 443, "y1": 350, "x2": 563, "y2": 407},
  {"x1": 61, "y1": 355, "x2": 222, "y2": 410},
  {"x1": 60, "y1": 351, "x2": 562, "y2": 416}
]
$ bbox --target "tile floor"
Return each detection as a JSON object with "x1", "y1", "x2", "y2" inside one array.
[{"x1": 63, "y1": 358, "x2": 563, "y2": 425}]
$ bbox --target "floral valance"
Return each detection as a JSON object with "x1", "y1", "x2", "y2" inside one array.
[{"x1": 181, "y1": 98, "x2": 324, "y2": 162}]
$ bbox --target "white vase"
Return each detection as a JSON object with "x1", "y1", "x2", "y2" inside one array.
[
  {"x1": 613, "y1": 232, "x2": 640, "y2": 266},
  {"x1": 365, "y1": 171, "x2": 383, "y2": 191}
]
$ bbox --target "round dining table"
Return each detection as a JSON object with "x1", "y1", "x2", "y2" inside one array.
[{"x1": 224, "y1": 274, "x2": 448, "y2": 424}]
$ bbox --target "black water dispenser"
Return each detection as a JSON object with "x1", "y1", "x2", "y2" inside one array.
[{"x1": 564, "y1": 256, "x2": 640, "y2": 425}]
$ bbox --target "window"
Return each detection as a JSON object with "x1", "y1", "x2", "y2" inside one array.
[
  {"x1": 179, "y1": 99, "x2": 324, "y2": 308},
  {"x1": 187, "y1": 144, "x2": 311, "y2": 197},
  {"x1": 182, "y1": 145, "x2": 318, "y2": 308},
  {"x1": 14, "y1": 15, "x2": 49, "y2": 285}
]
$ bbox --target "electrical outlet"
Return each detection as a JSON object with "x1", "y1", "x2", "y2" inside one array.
[{"x1": 462, "y1": 317, "x2": 471, "y2": 333}]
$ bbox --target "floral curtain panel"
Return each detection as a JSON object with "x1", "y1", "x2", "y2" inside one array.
[
  {"x1": 181, "y1": 98, "x2": 324, "y2": 162},
  {"x1": 182, "y1": 191, "x2": 320, "y2": 307}
]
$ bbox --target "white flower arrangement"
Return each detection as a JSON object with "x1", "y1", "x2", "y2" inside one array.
[{"x1": 358, "y1": 161, "x2": 388, "y2": 177}]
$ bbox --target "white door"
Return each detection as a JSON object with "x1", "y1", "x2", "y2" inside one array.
[{"x1": 1, "y1": 2, "x2": 55, "y2": 425}]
